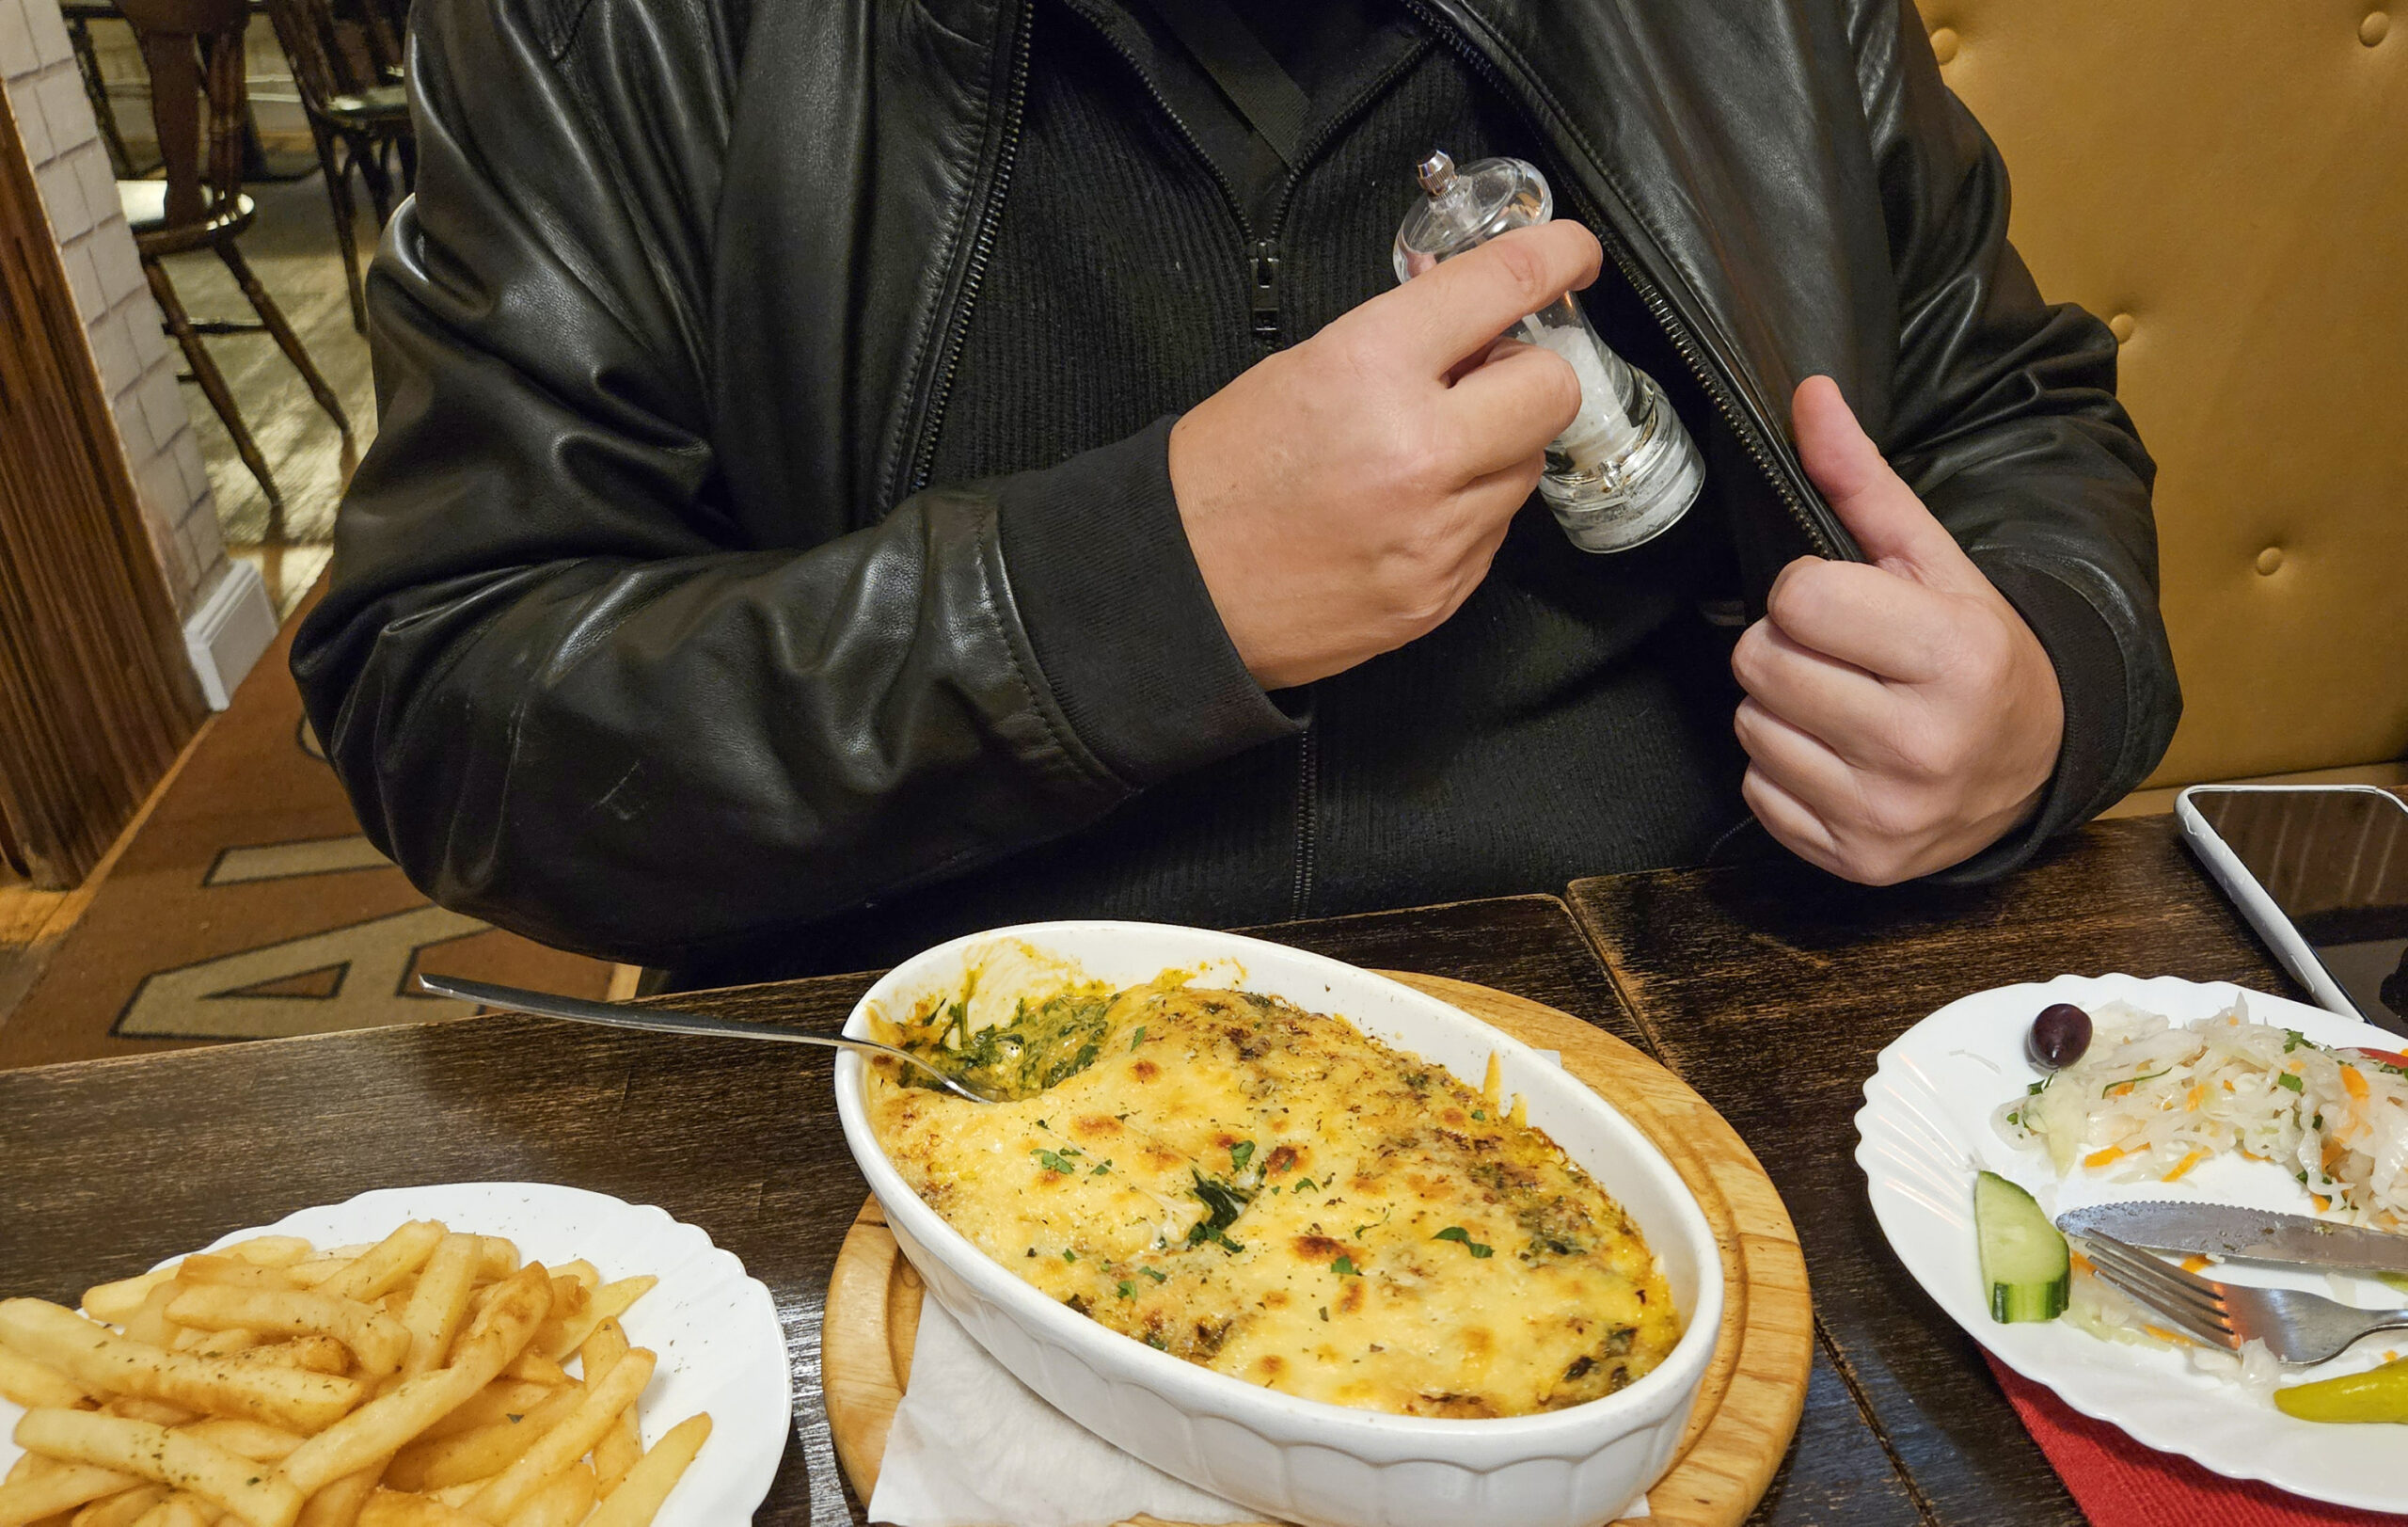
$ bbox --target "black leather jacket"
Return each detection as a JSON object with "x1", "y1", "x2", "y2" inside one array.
[{"x1": 293, "y1": 0, "x2": 2179, "y2": 967}]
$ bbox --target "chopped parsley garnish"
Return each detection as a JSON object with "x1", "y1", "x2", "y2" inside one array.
[
  {"x1": 1032, "y1": 1148, "x2": 1081, "y2": 1174},
  {"x1": 1138, "y1": 1265, "x2": 1167, "y2": 1282},
  {"x1": 1185, "y1": 1170, "x2": 1253, "y2": 1253},
  {"x1": 1433, "y1": 1226, "x2": 1493, "y2": 1259},
  {"x1": 2101, "y1": 1069, "x2": 2171, "y2": 1097},
  {"x1": 2285, "y1": 1029, "x2": 2307, "y2": 1053},
  {"x1": 1130, "y1": 1026, "x2": 1147, "y2": 1051},
  {"x1": 1470, "y1": 1109, "x2": 1485, "y2": 1121},
  {"x1": 1229, "y1": 1140, "x2": 1256, "y2": 1173},
  {"x1": 1293, "y1": 1176, "x2": 1316, "y2": 1193},
  {"x1": 1117, "y1": 1280, "x2": 1136, "y2": 1299},
  {"x1": 1089, "y1": 1159, "x2": 1114, "y2": 1176},
  {"x1": 1331, "y1": 1255, "x2": 1358, "y2": 1278},
  {"x1": 1062, "y1": 1249, "x2": 1078, "y2": 1262},
  {"x1": 2026, "y1": 1079, "x2": 2049, "y2": 1096},
  {"x1": 2278, "y1": 1073, "x2": 2305, "y2": 1092}
]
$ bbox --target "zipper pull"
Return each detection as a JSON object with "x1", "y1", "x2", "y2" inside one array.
[{"x1": 1249, "y1": 239, "x2": 1281, "y2": 349}]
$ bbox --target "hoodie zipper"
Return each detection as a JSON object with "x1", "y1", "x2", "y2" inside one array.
[
  {"x1": 1398, "y1": 0, "x2": 1845, "y2": 560},
  {"x1": 901, "y1": 4, "x2": 1036, "y2": 499},
  {"x1": 1066, "y1": 12, "x2": 1421, "y2": 919}
]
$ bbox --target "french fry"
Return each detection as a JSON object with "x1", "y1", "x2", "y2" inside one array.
[
  {"x1": 166, "y1": 1421, "x2": 304, "y2": 1463},
  {"x1": 577, "y1": 1322, "x2": 639, "y2": 1495},
  {"x1": 379, "y1": 1388, "x2": 582, "y2": 1494},
  {"x1": 544, "y1": 1265, "x2": 596, "y2": 1297},
  {"x1": 0, "y1": 1302, "x2": 365, "y2": 1433},
  {"x1": 164, "y1": 1290, "x2": 408, "y2": 1378},
  {"x1": 230, "y1": 1341, "x2": 345, "y2": 1376},
  {"x1": 491, "y1": 1354, "x2": 563, "y2": 1390},
  {"x1": 579, "y1": 1413, "x2": 708, "y2": 1527},
  {"x1": 217, "y1": 1242, "x2": 311, "y2": 1271},
  {"x1": 406, "y1": 1385, "x2": 551, "y2": 1448},
  {"x1": 170, "y1": 1262, "x2": 292, "y2": 1295},
  {"x1": 129, "y1": 1499, "x2": 214, "y2": 1527},
  {"x1": 10, "y1": 1410, "x2": 302, "y2": 1527},
  {"x1": 98, "y1": 1402, "x2": 198, "y2": 1428},
  {"x1": 69, "y1": 1484, "x2": 168, "y2": 1527},
  {"x1": 277, "y1": 1264, "x2": 351, "y2": 1294},
  {"x1": 80, "y1": 1274, "x2": 177, "y2": 1328},
  {"x1": 536, "y1": 1279, "x2": 653, "y2": 1364},
  {"x1": 354, "y1": 1494, "x2": 482, "y2": 1527},
  {"x1": 0, "y1": 1462, "x2": 145, "y2": 1526},
  {"x1": 499, "y1": 1463, "x2": 591, "y2": 1527},
  {"x1": 289, "y1": 1470, "x2": 374, "y2": 1527},
  {"x1": 0, "y1": 1346, "x2": 89, "y2": 1409},
  {"x1": 278, "y1": 1268, "x2": 550, "y2": 1496},
  {"x1": 393, "y1": 1240, "x2": 476, "y2": 1384},
  {"x1": 121, "y1": 1284, "x2": 184, "y2": 1352},
  {"x1": 461, "y1": 1349, "x2": 654, "y2": 1523},
  {"x1": 315, "y1": 1229, "x2": 445, "y2": 1307}
]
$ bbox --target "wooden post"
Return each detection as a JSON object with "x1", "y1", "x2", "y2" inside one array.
[{"x1": 0, "y1": 83, "x2": 206, "y2": 888}]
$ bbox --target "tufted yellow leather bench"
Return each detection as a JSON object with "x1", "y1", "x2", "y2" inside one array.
[{"x1": 1912, "y1": 1, "x2": 2408, "y2": 813}]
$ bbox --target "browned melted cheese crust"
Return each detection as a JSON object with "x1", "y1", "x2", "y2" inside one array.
[{"x1": 869, "y1": 980, "x2": 1681, "y2": 1417}]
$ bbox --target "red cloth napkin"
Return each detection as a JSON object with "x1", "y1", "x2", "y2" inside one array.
[{"x1": 1986, "y1": 1353, "x2": 2408, "y2": 1524}]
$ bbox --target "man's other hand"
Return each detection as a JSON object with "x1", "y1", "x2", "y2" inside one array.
[
  {"x1": 1733, "y1": 375, "x2": 2066, "y2": 884},
  {"x1": 1170, "y1": 223, "x2": 1599, "y2": 691}
]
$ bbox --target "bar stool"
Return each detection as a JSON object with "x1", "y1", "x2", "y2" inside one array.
[
  {"x1": 118, "y1": 0, "x2": 353, "y2": 534},
  {"x1": 265, "y1": 0, "x2": 414, "y2": 334}
]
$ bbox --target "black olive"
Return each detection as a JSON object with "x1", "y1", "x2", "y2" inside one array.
[{"x1": 2027, "y1": 1002, "x2": 2093, "y2": 1072}]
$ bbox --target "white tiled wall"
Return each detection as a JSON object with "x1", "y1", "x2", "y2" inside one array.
[{"x1": 1, "y1": 0, "x2": 226, "y2": 621}]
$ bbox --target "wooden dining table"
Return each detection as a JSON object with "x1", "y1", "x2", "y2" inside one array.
[{"x1": 0, "y1": 812, "x2": 2303, "y2": 1524}]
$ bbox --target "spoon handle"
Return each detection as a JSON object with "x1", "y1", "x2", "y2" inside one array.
[{"x1": 417, "y1": 974, "x2": 847, "y2": 1044}]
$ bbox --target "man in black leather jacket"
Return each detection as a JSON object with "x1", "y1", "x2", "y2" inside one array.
[{"x1": 293, "y1": 0, "x2": 2180, "y2": 984}]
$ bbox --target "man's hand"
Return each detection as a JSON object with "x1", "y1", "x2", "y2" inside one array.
[
  {"x1": 1733, "y1": 376, "x2": 2066, "y2": 883},
  {"x1": 1170, "y1": 223, "x2": 1599, "y2": 691}
]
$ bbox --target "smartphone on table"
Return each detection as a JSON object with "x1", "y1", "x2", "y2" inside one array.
[{"x1": 2176, "y1": 784, "x2": 2408, "y2": 1036}]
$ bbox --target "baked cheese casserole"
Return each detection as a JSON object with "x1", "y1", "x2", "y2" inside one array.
[{"x1": 866, "y1": 974, "x2": 1682, "y2": 1417}]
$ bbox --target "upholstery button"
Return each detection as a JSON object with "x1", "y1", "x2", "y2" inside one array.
[
  {"x1": 2363, "y1": 11, "x2": 2390, "y2": 45},
  {"x1": 2108, "y1": 312, "x2": 2136, "y2": 344},
  {"x1": 2256, "y1": 547, "x2": 2285, "y2": 576},
  {"x1": 1930, "y1": 26, "x2": 1961, "y2": 64}
]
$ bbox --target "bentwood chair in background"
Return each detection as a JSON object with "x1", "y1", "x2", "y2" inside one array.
[
  {"x1": 265, "y1": 0, "x2": 414, "y2": 334},
  {"x1": 118, "y1": 0, "x2": 353, "y2": 532}
]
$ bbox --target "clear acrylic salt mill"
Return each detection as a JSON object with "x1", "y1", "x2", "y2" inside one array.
[{"x1": 1395, "y1": 151, "x2": 1704, "y2": 552}]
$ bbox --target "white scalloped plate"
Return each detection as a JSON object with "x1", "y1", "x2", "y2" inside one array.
[
  {"x1": 1855, "y1": 974, "x2": 2408, "y2": 1513},
  {"x1": 0, "y1": 1182, "x2": 790, "y2": 1523}
]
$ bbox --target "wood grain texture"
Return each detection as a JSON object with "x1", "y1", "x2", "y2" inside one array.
[
  {"x1": 823, "y1": 974, "x2": 1814, "y2": 1527},
  {"x1": 1568, "y1": 816, "x2": 2300, "y2": 1527},
  {"x1": 0, "y1": 895, "x2": 1918, "y2": 1525},
  {"x1": 0, "y1": 82, "x2": 207, "y2": 888}
]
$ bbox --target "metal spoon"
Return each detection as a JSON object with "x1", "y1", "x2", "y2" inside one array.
[{"x1": 417, "y1": 974, "x2": 1006, "y2": 1104}]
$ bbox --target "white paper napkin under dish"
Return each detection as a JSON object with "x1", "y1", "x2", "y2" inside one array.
[{"x1": 867, "y1": 1050, "x2": 1656, "y2": 1527}]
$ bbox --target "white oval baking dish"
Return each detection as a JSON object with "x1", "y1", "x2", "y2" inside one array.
[{"x1": 832, "y1": 921, "x2": 1724, "y2": 1527}]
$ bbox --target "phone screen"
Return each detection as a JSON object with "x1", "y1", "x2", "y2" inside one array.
[{"x1": 2191, "y1": 787, "x2": 2408, "y2": 1031}]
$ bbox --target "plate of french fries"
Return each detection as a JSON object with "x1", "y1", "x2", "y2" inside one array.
[{"x1": 0, "y1": 1182, "x2": 789, "y2": 1527}]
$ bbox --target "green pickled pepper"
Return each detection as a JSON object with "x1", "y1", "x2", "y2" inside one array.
[{"x1": 2273, "y1": 1355, "x2": 2408, "y2": 1424}]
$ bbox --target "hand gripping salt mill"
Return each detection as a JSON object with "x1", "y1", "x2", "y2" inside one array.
[{"x1": 1395, "y1": 151, "x2": 1704, "y2": 552}]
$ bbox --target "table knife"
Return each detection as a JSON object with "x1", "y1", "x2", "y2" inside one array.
[{"x1": 2054, "y1": 1201, "x2": 2408, "y2": 1276}]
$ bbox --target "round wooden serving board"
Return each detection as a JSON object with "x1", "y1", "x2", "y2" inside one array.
[{"x1": 824, "y1": 974, "x2": 1812, "y2": 1527}]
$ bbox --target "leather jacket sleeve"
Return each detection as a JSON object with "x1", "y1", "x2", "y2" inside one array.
[
  {"x1": 1849, "y1": 0, "x2": 2182, "y2": 876},
  {"x1": 291, "y1": 0, "x2": 1287, "y2": 965}
]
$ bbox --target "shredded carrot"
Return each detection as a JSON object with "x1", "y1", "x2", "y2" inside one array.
[
  {"x1": 2142, "y1": 1324, "x2": 2182, "y2": 1345},
  {"x1": 2068, "y1": 1250, "x2": 2094, "y2": 1274},
  {"x1": 2312, "y1": 1193, "x2": 2332, "y2": 1214},
  {"x1": 2180, "y1": 1254, "x2": 2211, "y2": 1274},
  {"x1": 2343, "y1": 1065, "x2": 2370, "y2": 1100},
  {"x1": 2184, "y1": 1083, "x2": 2207, "y2": 1112},
  {"x1": 2223, "y1": 1079, "x2": 2237, "y2": 1091},
  {"x1": 2325, "y1": 1139, "x2": 2349, "y2": 1170},
  {"x1": 2083, "y1": 1146, "x2": 2126, "y2": 1169},
  {"x1": 2162, "y1": 1150, "x2": 2207, "y2": 1183}
]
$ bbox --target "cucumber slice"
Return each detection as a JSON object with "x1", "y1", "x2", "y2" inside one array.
[{"x1": 1975, "y1": 1170, "x2": 2069, "y2": 1323}]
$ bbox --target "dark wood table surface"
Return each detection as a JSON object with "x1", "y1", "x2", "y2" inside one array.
[{"x1": 0, "y1": 814, "x2": 2298, "y2": 1524}]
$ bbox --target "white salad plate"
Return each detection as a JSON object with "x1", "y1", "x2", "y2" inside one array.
[
  {"x1": 833, "y1": 920, "x2": 1726, "y2": 1527},
  {"x1": 0, "y1": 1181, "x2": 792, "y2": 1525},
  {"x1": 1856, "y1": 973, "x2": 2408, "y2": 1512}
]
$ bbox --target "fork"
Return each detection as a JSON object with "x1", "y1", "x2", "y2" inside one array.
[{"x1": 2076, "y1": 1229, "x2": 2408, "y2": 1365}]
